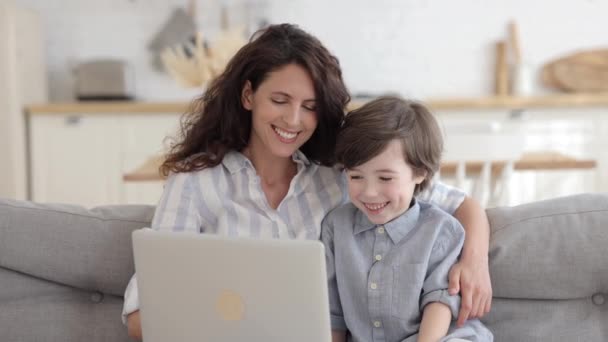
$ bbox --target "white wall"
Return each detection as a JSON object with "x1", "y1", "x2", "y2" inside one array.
[
  {"x1": 15, "y1": 0, "x2": 608, "y2": 101},
  {"x1": 266, "y1": 0, "x2": 608, "y2": 98},
  {"x1": 15, "y1": 0, "x2": 266, "y2": 101},
  {"x1": 263, "y1": 0, "x2": 608, "y2": 202}
]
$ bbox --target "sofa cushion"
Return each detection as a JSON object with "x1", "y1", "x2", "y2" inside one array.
[
  {"x1": 0, "y1": 198, "x2": 154, "y2": 296},
  {"x1": 483, "y1": 193, "x2": 608, "y2": 341},
  {"x1": 0, "y1": 267, "x2": 131, "y2": 342},
  {"x1": 487, "y1": 193, "x2": 608, "y2": 298}
]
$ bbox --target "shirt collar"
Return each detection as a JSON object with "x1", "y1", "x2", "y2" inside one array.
[
  {"x1": 353, "y1": 198, "x2": 421, "y2": 244},
  {"x1": 222, "y1": 151, "x2": 252, "y2": 174},
  {"x1": 222, "y1": 150, "x2": 312, "y2": 174},
  {"x1": 292, "y1": 149, "x2": 311, "y2": 167}
]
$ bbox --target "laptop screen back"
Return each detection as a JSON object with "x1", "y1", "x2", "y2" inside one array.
[{"x1": 132, "y1": 229, "x2": 332, "y2": 342}]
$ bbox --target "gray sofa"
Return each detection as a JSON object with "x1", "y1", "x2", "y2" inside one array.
[{"x1": 1, "y1": 193, "x2": 607, "y2": 341}]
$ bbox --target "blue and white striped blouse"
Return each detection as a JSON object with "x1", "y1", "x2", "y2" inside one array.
[{"x1": 122, "y1": 150, "x2": 466, "y2": 321}]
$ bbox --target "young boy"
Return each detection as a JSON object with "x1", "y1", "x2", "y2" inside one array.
[{"x1": 322, "y1": 96, "x2": 493, "y2": 342}]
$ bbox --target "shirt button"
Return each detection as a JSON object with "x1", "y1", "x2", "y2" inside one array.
[
  {"x1": 377, "y1": 226, "x2": 385, "y2": 234},
  {"x1": 373, "y1": 321, "x2": 381, "y2": 328},
  {"x1": 375, "y1": 254, "x2": 382, "y2": 261},
  {"x1": 370, "y1": 283, "x2": 377, "y2": 290}
]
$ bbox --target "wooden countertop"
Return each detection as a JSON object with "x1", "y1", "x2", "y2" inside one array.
[
  {"x1": 440, "y1": 151, "x2": 597, "y2": 174},
  {"x1": 26, "y1": 102, "x2": 191, "y2": 114},
  {"x1": 123, "y1": 151, "x2": 597, "y2": 182},
  {"x1": 26, "y1": 93, "x2": 608, "y2": 114}
]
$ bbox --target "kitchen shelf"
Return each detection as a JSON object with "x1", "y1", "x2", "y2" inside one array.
[
  {"x1": 25, "y1": 93, "x2": 608, "y2": 115},
  {"x1": 422, "y1": 93, "x2": 608, "y2": 110}
]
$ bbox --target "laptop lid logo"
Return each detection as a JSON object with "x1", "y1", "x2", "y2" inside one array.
[{"x1": 215, "y1": 290, "x2": 245, "y2": 321}]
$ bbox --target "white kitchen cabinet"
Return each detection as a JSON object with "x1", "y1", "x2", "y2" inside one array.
[
  {"x1": 27, "y1": 99, "x2": 607, "y2": 208},
  {"x1": 29, "y1": 112, "x2": 180, "y2": 207},
  {"x1": 30, "y1": 114, "x2": 122, "y2": 207},
  {"x1": 0, "y1": 2, "x2": 47, "y2": 200}
]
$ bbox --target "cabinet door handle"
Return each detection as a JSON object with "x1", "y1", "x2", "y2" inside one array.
[{"x1": 65, "y1": 116, "x2": 82, "y2": 126}]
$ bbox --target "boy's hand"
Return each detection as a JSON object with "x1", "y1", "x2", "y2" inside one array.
[
  {"x1": 127, "y1": 311, "x2": 143, "y2": 340},
  {"x1": 448, "y1": 257, "x2": 492, "y2": 327},
  {"x1": 331, "y1": 330, "x2": 347, "y2": 342}
]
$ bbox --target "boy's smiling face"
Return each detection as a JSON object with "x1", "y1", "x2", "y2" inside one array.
[{"x1": 346, "y1": 139, "x2": 426, "y2": 225}]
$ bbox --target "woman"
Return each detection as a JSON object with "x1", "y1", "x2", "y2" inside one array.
[{"x1": 124, "y1": 23, "x2": 491, "y2": 340}]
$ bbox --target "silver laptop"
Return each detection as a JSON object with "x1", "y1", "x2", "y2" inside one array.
[{"x1": 132, "y1": 229, "x2": 332, "y2": 342}]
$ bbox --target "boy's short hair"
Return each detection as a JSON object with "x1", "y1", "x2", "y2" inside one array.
[{"x1": 335, "y1": 96, "x2": 443, "y2": 194}]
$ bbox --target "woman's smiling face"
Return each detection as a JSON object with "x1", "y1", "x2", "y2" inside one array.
[{"x1": 242, "y1": 63, "x2": 318, "y2": 159}]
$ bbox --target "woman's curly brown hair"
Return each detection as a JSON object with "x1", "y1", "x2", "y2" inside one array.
[{"x1": 160, "y1": 23, "x2": 350, "y2": 177}]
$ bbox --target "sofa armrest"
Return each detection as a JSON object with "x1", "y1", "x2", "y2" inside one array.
[{"x1": 0, "y1": 198, "x2": 155, "y2": 296}]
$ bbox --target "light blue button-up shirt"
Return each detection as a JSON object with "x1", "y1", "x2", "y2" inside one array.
[{"x1": 322, "y1": 199, "x2": 493, "y2": 342}]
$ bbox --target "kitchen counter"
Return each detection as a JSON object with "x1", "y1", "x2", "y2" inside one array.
[
  {"x1": 25, "y1": 102, "x2": 191, "y2": 114},
  {"x1": 123, "y1": 151, "x2": 597, "y2": 182}
]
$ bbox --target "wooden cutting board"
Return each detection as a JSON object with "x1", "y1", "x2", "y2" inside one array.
[{"x1": 542, "y1": 49, "x2": 608, "y2": 92}]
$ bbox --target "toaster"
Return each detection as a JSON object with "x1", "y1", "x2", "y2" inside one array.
[{"x1": 74, "y1": 59, "x2": 135, "y2": 100}]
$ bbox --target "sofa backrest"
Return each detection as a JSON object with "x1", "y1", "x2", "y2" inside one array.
[{"x1": 483, "y1": 193, "x2": 608, "y2": 341}]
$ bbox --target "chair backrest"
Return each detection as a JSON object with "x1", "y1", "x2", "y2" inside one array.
[{"x1": 439, "y1": 119, "x2": 524, "y2": 207}]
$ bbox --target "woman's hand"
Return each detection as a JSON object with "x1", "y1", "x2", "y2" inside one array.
[
  {"x1": 127, "y1": 310, "x2": 143, "y2": 341},
  {"x1": 448, "y1": 255, "x2": 492, "y2": 327},
  {"x1": 451, "y1": 196, "x2": 493, "y2": 326}
]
